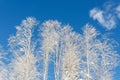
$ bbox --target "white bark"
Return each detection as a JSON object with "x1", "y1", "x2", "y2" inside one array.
[
  {"x1": 41, "y1": 20, "x2": 60, "y2": 80},
  {"x1": 97, "y1": 39, "x2": 119, "y2": 80},
  {"x1": 82, "y1": 24, "x2": 99, "y2": 80},
  {"x1": 0, "y1": 18, "x2": 119, "y2": 80},
  {"x1": 61, "y1": 26, "x2": 82, "y2": 80}
]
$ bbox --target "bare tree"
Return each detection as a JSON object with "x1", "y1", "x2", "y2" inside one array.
[
  {"x1": 79, "y1": 24, "x2": 120, "y2": 80},
  {"x1": 79, "y1": 24, "x2": 100, "y2": 80},
  {"x1": 0, "y1": 18, "x2": 119, "y2": 80},
  {"x1": 40, "y1": 21, "x2": 82, "y2": 80},
  {"x1": 40, "y1": 22, "x2": 120, "y2": 80},
  {"x1": 40, "y1": 20, "x2": 61, "y2": 80},
  {"x1": 61, "y1": 26, "x2": 82, "y2": 80},
  {"x1": 8, "y1": 17, "x2": 40, "y2": 80},
  {"x1": 97, "y1": 38, "x2": 120, "y2": 80},
  {"x1": 41, "y1": 21, "x2": 80, "y2": 80}
]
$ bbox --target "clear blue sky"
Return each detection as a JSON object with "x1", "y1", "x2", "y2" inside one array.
[{"x1": 0, "y1": 0, "x2": 120, "y2": 80}]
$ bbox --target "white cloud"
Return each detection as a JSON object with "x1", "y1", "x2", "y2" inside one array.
[
  {"x1": 90, "y1": 3, "x2": 120, "y2": 30},
  {"x1": 116, "y1": 5, "x2": 120, "y2": 18},
  {"x1": 90, "y1": 8, "x2": 104, "y2": 24}
]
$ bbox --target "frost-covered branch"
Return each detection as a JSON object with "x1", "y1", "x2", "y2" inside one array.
[
  {"x1": 8, "y1": 17, "x2": 40, "y2": 80},
  {"x1": 40, "y1": 20, "x2": 61, "y2": 80},
  {"x1": 61, "y1": 26, "x2": 82, "y2": 80}
]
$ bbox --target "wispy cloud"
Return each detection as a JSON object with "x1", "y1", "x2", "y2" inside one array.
[
  {"x1": 116, "y1": 5, "x2": 120, "y2": 18},
  {"x1": 90, "y1": 2, "x2": 120, "y2": 30}
]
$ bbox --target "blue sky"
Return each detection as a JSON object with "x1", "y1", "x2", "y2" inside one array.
[{"x1": 0, "y1": 0, "x2": 120, "y2": 80}]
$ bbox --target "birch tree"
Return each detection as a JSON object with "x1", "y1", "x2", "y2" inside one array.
[
  {"x1": 8, "y1": 17, "x2": 40, "y2": 80},
  {"x1": 0, "y1": 17, "x2": 119, "y2": 80},
  {"x1": 40, "y1": 21, "x2": 120, "y2": 80},
  {"x1": 41, "y1": 21, "x2": 78, "y2": 80},
  {"x1": 97, "y1": 38, "x2": 120, "y2": 80},
  {"x1": 61, "y1": 26, "x2": 82, "y2": 80},
  {"x1": 40, "y1": 20, "x2": 60, "y2": 80},
  {"x1": 80, "y1": 24, "x2": 120, "y2": 80},
  {"x1": 40, "y1": 21, "x2": 83, "y2": 80},
  {"x1": 80, "y1": 24, "x2": 100, "y2": 80}
]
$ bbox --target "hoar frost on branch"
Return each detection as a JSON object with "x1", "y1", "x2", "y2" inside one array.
[
  {"x1": 40, "y1": 20, "x2": 61, "y2": 80},
  {"x1": 79, "y1": 25, "x2": 120, "y2": 80},
  {"x1": 0, "y1": 46, "x2": 9, "y2": 80},
  {"x1": 61, "y1": 26, "x2": 82, "y2": 80},
  {"x1": 8, "y1": 17, "x2": 40, "y2": 80},
  {"x1": 0, "y1": 17, "x2": 119, "y2": 80}
]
